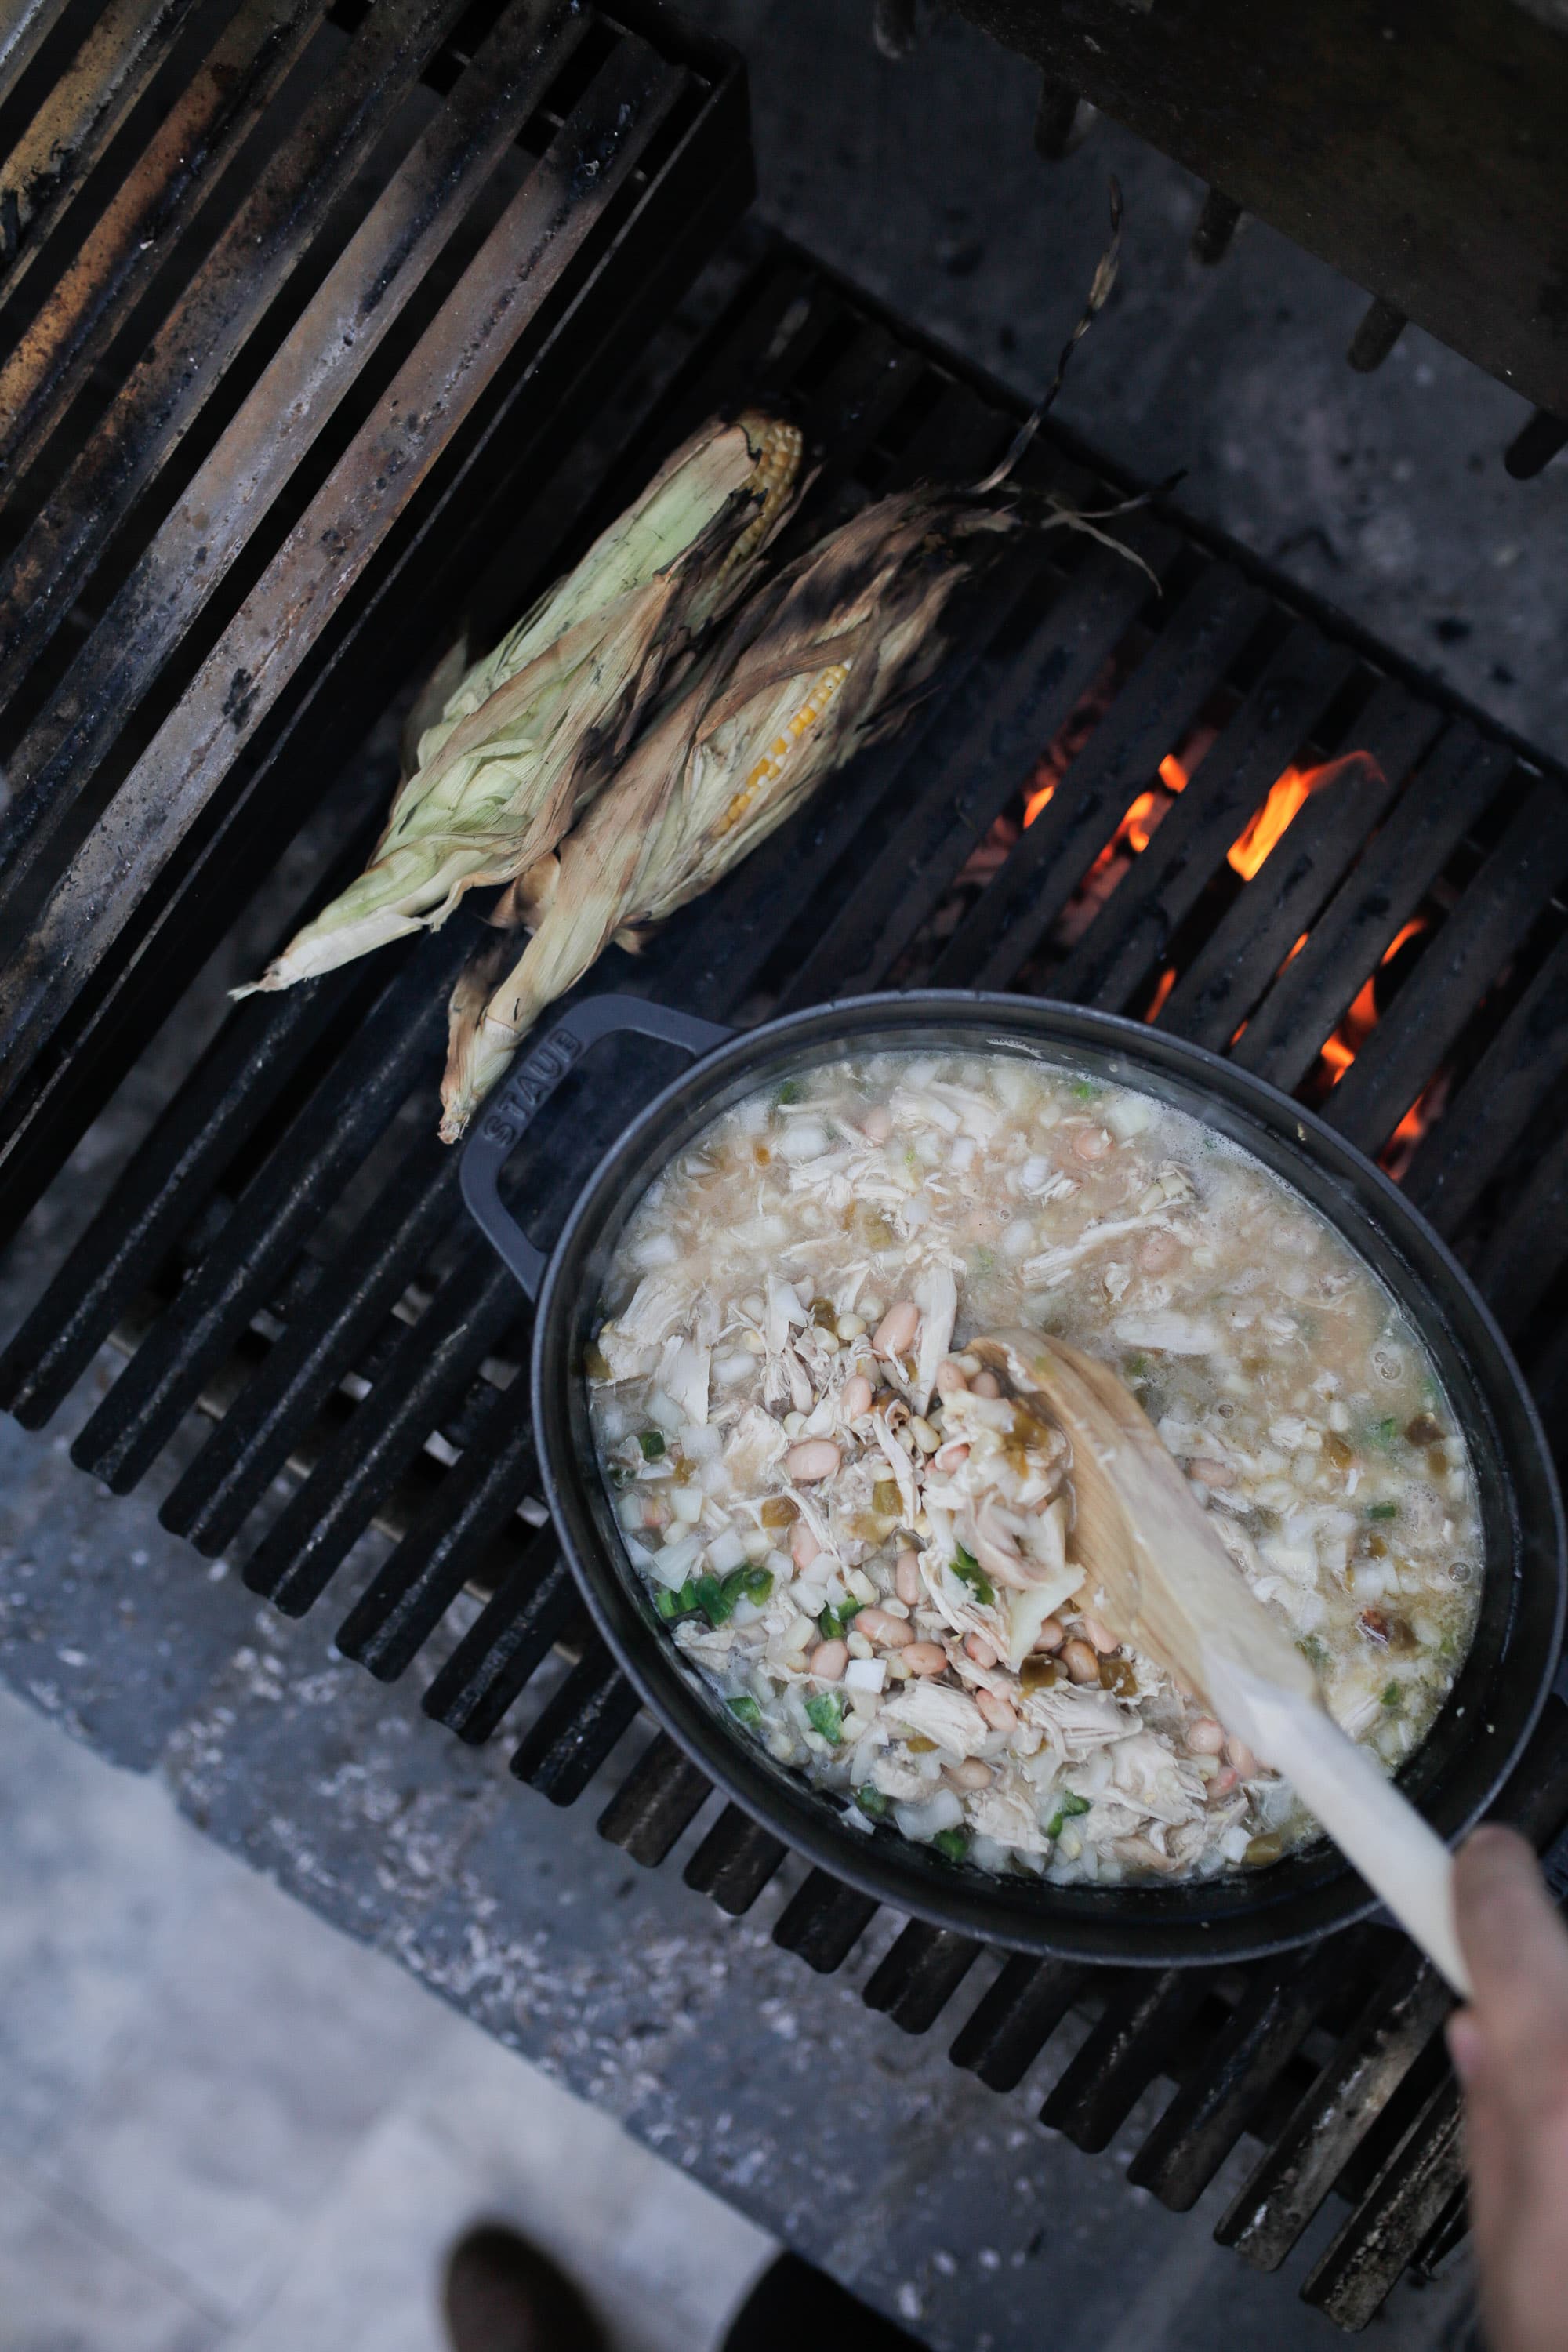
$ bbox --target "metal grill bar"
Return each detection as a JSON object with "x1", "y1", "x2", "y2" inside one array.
[
  {"x1": 1403, "y1": 930, "x2": 1568, "y2": 1238},
  {"x1": 1040, "y1": 1968, "x2": 1218, "y2": 2153},
  {"x1": 0, "y1": 0, "x2": 326, "y2": 493},
  {"x1": 1478, "y1": 1124, "x2": 1568, "y2": 1340},
  {"x1": 597, "y1": 1730, "x2": 714, "y2": 1867},
  {"x1": 0, "y1": 0, "x2": 78, "y2": 124},
  {"x1": 1126, "y1": 1933, "x2": 1377, "y2": 2212},
  {"x1": 0, "y1": 0, "x2": 584, "y2": 931},
  {"x1": 1229, "y1": 727, "x2": 1515, "y2": 1094},
  {"x1": 948, "y1": 1954, "x2": 1089, "y2": 2091},
  {"x1": 1301, "y1": 2078, "x2": 1464, "y2": 2330},
  {"x1": 0, "y1": 826, "x2": 384, "y2": 1427},
  {"x1": 334, "y1": 1377, "x2": 539, "y2": 1679},
  {"x1": 682, "y1": 1805, "x2": 788, "y2": 1915},
  {"x1": 422, "y1": 1531, "x2": 577, "y2": 1741},
  {"x1": 241, "y1": 1247, "x2": 521, "y2": 1614},
  {"x1": 0, "y1": 36, "x2": 686, "y2": 1120},
  {"x1": 931, "y1": 564, "x2": 1267, "y2": 988},
  {"x1": 0, "y1": 0, "x2": 469, "y2": 688},
  {"x1": 778, "y1": 524, "x2": 1180, "y2": 1013},
  {"x1": 1157, "y1": 684, "x2": 1439, "y2": 1054},
  {"x1": 1323, "y1": 779, "x2": 1568, "y2": 1156},
  {"x1": 1053, "y1": 624, "x2": 1357, "y2": 1012},
  {"x1": 0, "y1": 0, "x2": 202, "y2": 300},
  {"x1": 863, "y1": 1922, "x2": 982, "y2": 2034},
  {"x1": 510, "y1": 1636, "x2": 642, "y2": 1802},
  {"x1": 1215, "y1": 1950, "x2": 1454, "y2": 2270},
  {"x1": 68, "y1": 925, "x2": 465, "y2": 1490},
  {"x1": 159, "y1": 1138, "x2": 463, "y2": 1553},
  {"x1": 772, "y1": 1869, "x2": 880, "y2": 1973}
]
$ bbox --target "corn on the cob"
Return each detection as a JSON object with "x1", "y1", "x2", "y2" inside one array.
[
  {"x1": 234, "y1": 413, "x2": 802, "y2": 997},
  {"x1": 438, "y1": 487, "x2": 1019, "y2": 1139}
]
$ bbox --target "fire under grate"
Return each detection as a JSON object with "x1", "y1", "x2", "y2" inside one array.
[{"x1": 2, "y1": 20, "x2": 1567, "y2": 2331}]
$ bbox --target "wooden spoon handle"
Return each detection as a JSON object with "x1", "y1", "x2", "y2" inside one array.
[{"x1": 1221, "y1": 1678, "x2": 1470, "y2": 1996}]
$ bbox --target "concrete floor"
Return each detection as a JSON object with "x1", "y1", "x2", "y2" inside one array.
[{"x1": 0, "y1": 1681, "x2": 775, "y2": 2352}]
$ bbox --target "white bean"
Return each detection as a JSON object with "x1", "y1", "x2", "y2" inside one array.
[
  {"x1": 975, "y1": 1690, "x2": 1017, "y2": 1734},
  {"x1": 790, "y1": 1520, "x2": 822, "y2": 1571},
  {"x1": 841, "y1": 1374, "x2": 873, "y2": 1418},
  {"x1": 895, "y1": 1548, "x2": 922, "y2": 1606},
  {"x1": 873, "y1": 1299, "x2": 920, "y2": 1358},
  {"x1": 904, "y1": 1642, "x2": 949, "y2": 1676},
  {"x1": 785, "y1": 1439, "x2": 841, "y2": 1483},
  {"x1": 1185, "y1": 1718, "x2": 1226, "y2": 1755},
  {"x1": 855, "y1": 1606, "x2": 913, "y2": 1650},
  {"x1": 808, "y1": 1639, "x2": 848, "y2": 1682},
  {"x1": 935, "y1": 1359, "x2": 969, "y2": 1399},
  {"x1": 1062, "y1": 1639, "x2": 1099, "y2": 1685}
]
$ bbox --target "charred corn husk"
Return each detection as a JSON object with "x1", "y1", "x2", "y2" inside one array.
[
  {"x1": 438, "y1": 487, "x2": 1020, "y2": 1139},
  {"x1": 234, "y1": 413, "x2": 803, "y2": 996}
]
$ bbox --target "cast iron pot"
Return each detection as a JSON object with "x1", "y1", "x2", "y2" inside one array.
[{"x1": 462, "y1": 989, "x2": 1566, "y2": 1966}]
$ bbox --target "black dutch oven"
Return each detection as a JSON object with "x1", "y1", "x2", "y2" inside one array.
[{"x1": 462, "y1": 989, "x2": 1566, "y2": 1967}]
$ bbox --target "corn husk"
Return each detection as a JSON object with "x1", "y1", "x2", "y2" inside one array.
[
  {"x1": 437, "y1": 486, "x2": 1022, "y2": 1139},
  {"x1": 234, "y1": 412, "x2": 803, "y2": 996}
]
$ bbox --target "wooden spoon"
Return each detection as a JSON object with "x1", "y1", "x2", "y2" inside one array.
[{"x1": 971, "y1": 1329, "x2": 1471, "y2": 1994}]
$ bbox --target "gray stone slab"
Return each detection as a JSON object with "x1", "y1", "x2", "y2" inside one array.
[{"x1": 0, "y1": 2152, "x2": 222, "y2": 2352}]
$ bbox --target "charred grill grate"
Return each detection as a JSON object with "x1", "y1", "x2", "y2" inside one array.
[{"x1": 0, "y1": 24, "x2": 1566, "y2": 2328}]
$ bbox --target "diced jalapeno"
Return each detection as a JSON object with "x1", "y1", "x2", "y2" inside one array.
[
  {"x1": 728, "y1": 1694, "x2": 763, "y2": 1727},
  {"x1": 695, "y1": 1573, "x2": 732, "y2": 1626},
  {"x1": 949, "y1": 1544, "x2": 995, "y2": 1606},
  {"x1": 932, "y1": 1828, "x2": 970, "y2": 1863},
  {"x1": 855, "y1": 1785, "x2": 889, "y2": 1819},
  {"x1": 1045, "y1": 1790, "x2": 1091, "y2": 1838},
  {"x1": 637, "y1": 1429, "x2": 666, "y2": 1461},
  {"x1": 805, "y1": 1690, "x2": 845, "y2": 1742}
]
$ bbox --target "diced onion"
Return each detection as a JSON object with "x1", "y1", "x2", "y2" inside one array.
[
  {"x1": 894, "y1": 1788, "x2": 964, "y2": 1841},
  {"x1": 669, "y1": 1486, "x2": 703, "y2": 1525},
  {"x1": 632, "y1": 1231, "x2": 681, "y2": 1269},
  {"x1": 709, "y1": 1527, "x2": 747, "y2": 1573},
  {"x1": 778, "y1": 1120, "x2": 829, "y2": 1161},
  {"x1": 650, "y1": 1533, "x2": 702, "y2": 1588}
]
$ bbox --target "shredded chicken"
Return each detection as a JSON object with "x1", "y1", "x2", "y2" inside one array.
[{"x1": 589, "y1": 1047, "x2": 1482, "y2": 1887}]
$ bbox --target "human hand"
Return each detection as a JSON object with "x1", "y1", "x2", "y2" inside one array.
[{"x1": 1448, "y1": 1824, "x2": 1568, "y2": 2352}]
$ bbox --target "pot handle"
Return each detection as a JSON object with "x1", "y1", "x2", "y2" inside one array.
[{"x1": 460, "y1": 993, "x2": 733, "y2": 1297}]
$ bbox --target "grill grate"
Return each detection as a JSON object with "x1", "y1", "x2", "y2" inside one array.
[{"x1": 1, "y1": 57, "x2": 1566, "y2": 2329}]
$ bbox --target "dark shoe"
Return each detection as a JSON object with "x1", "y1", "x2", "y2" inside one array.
[
  {"x1": 722, "y1": 2252, "x2": 923, "y2": 2352},
  {"x1": 442, "y1": 2222, "x2": 606, "y2": 2352}
]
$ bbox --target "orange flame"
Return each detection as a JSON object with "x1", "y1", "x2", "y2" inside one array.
[
  {"x1": 1227, "y1": 750, "x2": 1385, "y2": 884},
  {"x1": 1022, "y1": 777, "x2": 1056, "y2": 826},
  {"x1": 1319, "y1": 917, "x2": 1430, "y2": 1083},
  {"x1": 1145, "y1": 966, "x2": 1178, "y2": 1023}
]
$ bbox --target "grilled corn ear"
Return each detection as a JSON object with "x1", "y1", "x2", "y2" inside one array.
[
  {"x1": 439, "y1": 486, "x2": 1018, "y2": 1138},
  {"x1": 234, "y1": 413, "x2": 802, "y2": 996}
]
